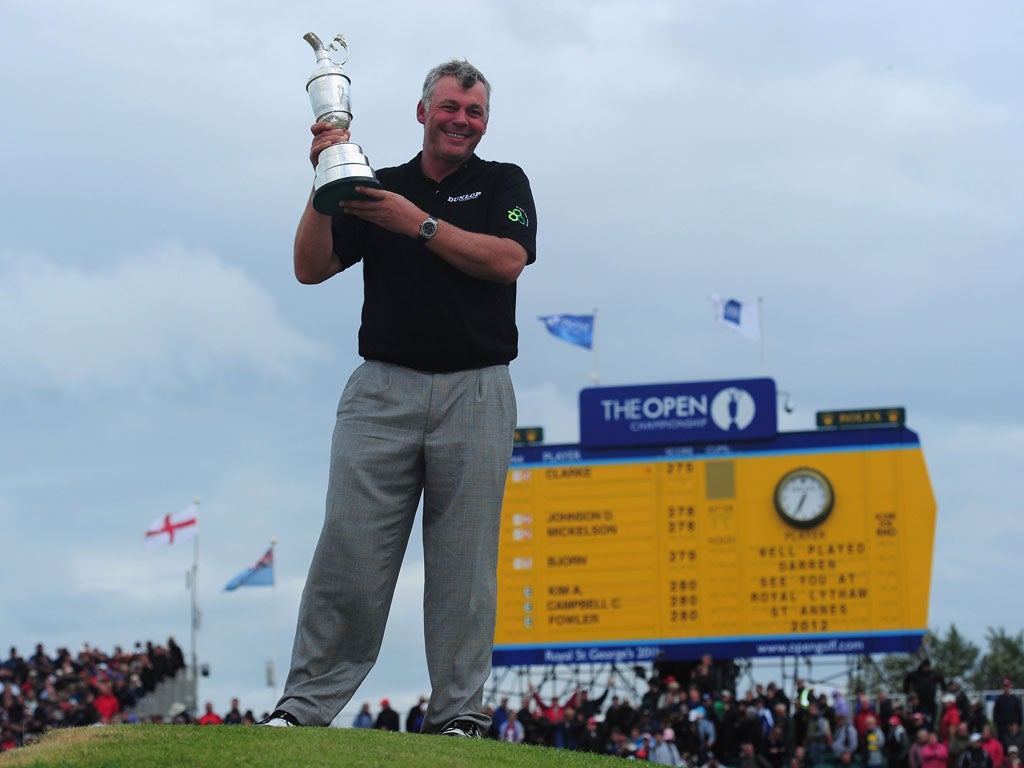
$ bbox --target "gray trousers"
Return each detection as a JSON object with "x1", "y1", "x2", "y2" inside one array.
[{"x1": 278, "y1": 361, "x2": 516, "y2": 732}]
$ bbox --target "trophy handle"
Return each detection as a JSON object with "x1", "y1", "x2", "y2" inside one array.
[{"x1": 329, "y1": 34, "x2": 349, "y2": 62}]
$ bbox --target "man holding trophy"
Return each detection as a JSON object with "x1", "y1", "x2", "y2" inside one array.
[{"x1": 260, "y1": 37, "x2": 537, "y2": 738}]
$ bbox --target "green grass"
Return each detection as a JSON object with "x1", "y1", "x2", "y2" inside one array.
[{"x1": 0, "y1": 725, "x2": 619, "y2": 768}]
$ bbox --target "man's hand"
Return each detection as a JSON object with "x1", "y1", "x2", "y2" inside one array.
[
  {"x1": 340, "y1": 186, "x2": 423, "y2": 239},
  {"x1": 309, "y1": 122, "x2": 350, "y2": 170}
]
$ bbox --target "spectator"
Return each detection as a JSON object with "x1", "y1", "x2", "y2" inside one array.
[
  {"x1": 922, "y1": 731, "x2": 949, "y2": 768},
  {"x1": 983, "y1": 726, "x2": 1007, "y2": 768},
  {"x1": 765, "y1": 725, "x2": 790, "y2": 768},
  {"x1": 223, "y1": 698, "x2": 243, "y2": 725},
  {"x1": 93, "y1": 682, "x2": 120, "y2": 724},
  {"x1": 650, "y1": 728, "x2": 685, "y2": 766},
  {"x1": 877, "y1": 689, "x2": 895, "y2": 727},
  {"x1": 941, "y1": 695, "x2": 963, "y2": 744},
  {"x1": 633, "y1": 730, "x2": 653, "y2": 760},
  {"x1": 961, "y1": 734, "x2": 995, "y2": 768},
  {"x1": 855, "y1": 692, "x2": 879, "y2": 736},
  {"x1": 886, "y1": 715, "x2": 911, "y2": 768},
  {"x1": 862, "y1": 715, "x2": 886, "y2": 768},
  {"x1": 518, "y1": 698, "x2": 546, "y2": 746},
  {"x1": 994, "y1": 681, "x2": 1023, "y2": 743},
  {"x1": 197, "y1": 701, "x2": 223, "y2": 725},
  {"x1": 578, "y1": 677, "x2": 613, "y2": 720},
  {"x1": 1004, "y1": 723, "x2": 1024, "y2": 756},
  {"x1": 904, "y1": 659, "x2": 945, "y2": 729},
  {"x1": 833, "y1": 690, "x2": 851, "y2": 720},
  {"x1": 352, "y1": 702, "x2": 373, "y2": 729},
  {"x1": 911, "y1": 727, "x2": 930, "y2": 768},
  {"x1": 374, "y1": 699, "x2": 400, "y2": 731},
  {"x1": 527, "y1": 683, "x2": 578, "y2": 746},
  {"x1": 168, "y1": 701, "x2": 191, "y2": 724},
  {"x1": 692, "y1": 704, "x2": 718, "y2": 756},
  {"x1": 804, "y1": 701, "x2": 832, "y2": 768},
  {"x1": 967, "y1": 700, "x2": 989, "y2": 735},
  {"x1": 500, "y1": 710, "x2": 525, "y2": 743},
  {"x1": 833, "y1": 713, "x2": 859, "y2": 758},
  {"x1": 909, "y1": 711, "x2": 928, "y2": 736},
  {"x1": 167, "y1": 638, "x2": 186, "y2": 675},
  {"x1": 604, "y1": 694, "x2": 635, "y2": 736},
  {"x1": 529, "y1": 682, "x2": 577, "y2": 726},
  {"x1": 947, "y1": 681, "x2": 971, "y2": 724},
  {"x1": 551, "y1": 705, "x2": 580, "y2": 750},
  {"x1": 406, "y1": 696, "x2": 427, "y2": 734},
  {"x1": 950, "y1": 723, "x2": 974, "y2": 768},
  {"x1": 578, "y1": 716, "x2": 604, "y2": 753},
  {"x1": 1, "y1": 727, "x2": 18, "y2": 752},
  {"x1": 739, "y1": 740, "x2": 773, "y2": 768}
]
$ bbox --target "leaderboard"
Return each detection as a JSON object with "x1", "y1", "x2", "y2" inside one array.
[{"x1": 492, "y1": 428, "x2": 936, "y2": 666}]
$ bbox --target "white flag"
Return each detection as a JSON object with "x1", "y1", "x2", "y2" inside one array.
[
  {"x1": 144, "y1": 503, "x2": 199, "y2": 550},
  {"x1": 710, "y1": 294, "x2": 761, "y2": 342}
]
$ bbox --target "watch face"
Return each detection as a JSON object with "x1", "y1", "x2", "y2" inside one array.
[
  {"x1": 420, "y1": 217, "x2": 438, "y2": 240},
  {"x1": 774, "y1": 467, "x2": 834, "y2": 528}
]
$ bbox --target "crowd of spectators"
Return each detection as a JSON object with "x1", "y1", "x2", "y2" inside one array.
[
  {"x1": 333, "y1": 656, "x2": 1023, "y2": 767},
  {"x1": 462, "y1": 657, "x2": 1024, "y2": 767},
  {"x1": 0, "y1": 637, "x2": 187, "y2": 750},
  {"x1": 3, "y1": 642, "x2": 1023, "y2": 768}
]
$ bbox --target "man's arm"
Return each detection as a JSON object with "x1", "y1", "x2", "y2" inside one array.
[
  {"x1": 292, "y1": 122, "x2": 349, "y2": 285},
  {"x1": 427, "y1": 220, "x2": 528, "y2": 284},
  {"x1": 294, "y1": 191, "x2": 343, "y2": 284},
  {"x1": 340, "y1": 186, "x2": 528, "y2": 285}
]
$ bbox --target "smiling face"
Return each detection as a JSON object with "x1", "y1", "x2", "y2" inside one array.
[{"x1": 417, "y1": 76, "x2": 488, "y2": 174}]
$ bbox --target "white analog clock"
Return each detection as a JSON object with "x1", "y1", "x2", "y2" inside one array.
[{"x1": 774, "y1": 467, "x2": 834, "y2": 528}]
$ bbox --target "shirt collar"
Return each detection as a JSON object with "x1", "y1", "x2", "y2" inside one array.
[{"x1": 414, "y1": 152, "x2": 480, "y2": 185}]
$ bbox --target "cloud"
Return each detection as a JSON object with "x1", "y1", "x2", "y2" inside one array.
[
  {"x1": 513, "y1": 379, "x2": 586, "y2": 445},
  {"x1": 0, "y1": 243, "x2": 322, "y2": 395}
]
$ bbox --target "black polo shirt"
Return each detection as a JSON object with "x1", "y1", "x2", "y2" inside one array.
[{"x1": 332, "y1": 153, "x2": 537, "y2": 372}]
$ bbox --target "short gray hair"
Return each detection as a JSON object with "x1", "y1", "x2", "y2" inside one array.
[{"x1": 421, "y1": 60, "x2": 491, "y2": 113}]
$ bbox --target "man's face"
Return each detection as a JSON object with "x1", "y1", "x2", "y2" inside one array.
[{"x1": 418, "y1": 76, "x2": 488, "y2": 166}]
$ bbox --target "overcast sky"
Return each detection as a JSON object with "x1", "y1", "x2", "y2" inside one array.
[{"x1": 2, "y1": 0, "x2": 1022, "y2": 725}]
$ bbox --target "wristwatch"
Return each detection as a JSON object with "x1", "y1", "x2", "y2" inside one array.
[{"x1": 418, "y1": 216, "x2": 438, "y2": 243}]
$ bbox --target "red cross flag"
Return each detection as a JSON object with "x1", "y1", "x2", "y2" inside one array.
[{"x1": 144, "y1": 503, "x2": 199, "y2": 550}]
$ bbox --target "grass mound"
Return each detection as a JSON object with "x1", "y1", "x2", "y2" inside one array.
[{"x1": 0, "y1": 724, "x2": 617, "y2": 768}]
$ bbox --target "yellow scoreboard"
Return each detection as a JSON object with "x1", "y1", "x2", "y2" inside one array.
[{"x1": 493, "y1": 427, "x2": 936, "y2": 666}]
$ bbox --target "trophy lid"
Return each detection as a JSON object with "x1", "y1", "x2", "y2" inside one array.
[{"x1": 304, "y1": 32, "x2": 350, "y2": 87}]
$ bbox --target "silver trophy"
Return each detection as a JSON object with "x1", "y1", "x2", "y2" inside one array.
[{"x1": 304, "y1": 32, "x2": 381, "y2": 213}]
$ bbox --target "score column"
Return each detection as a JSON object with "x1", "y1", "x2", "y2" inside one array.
[{"x1": 658, "y1": 460, "x2": 701, "y2": 638}]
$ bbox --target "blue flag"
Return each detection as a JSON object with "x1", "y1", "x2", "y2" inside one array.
[
  {"x1": 710, "y1": 294, "x2": 761, "y2": 342},
  {"x1": 224, "y1": 547, "x2": 274, "y2": 591},
  {"x1": 539, "y1": 314, "x2": 594, "y2": 350}
]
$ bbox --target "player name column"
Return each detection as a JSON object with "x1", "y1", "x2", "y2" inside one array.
[{"x1": 504, "y1": 461, "x2": 663, "y2": 643}]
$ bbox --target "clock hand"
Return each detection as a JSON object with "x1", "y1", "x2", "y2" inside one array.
[{"x1": 795, "y1": 493, "x2": 807, "y2": 513}]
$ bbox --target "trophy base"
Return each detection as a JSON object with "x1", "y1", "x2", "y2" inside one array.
[
  {"x1": 313, "y1": 175, "x2": 383, "y2": 213},
  {"x1": 312, "y1": 142, "x2": 382, "y2": 214}
]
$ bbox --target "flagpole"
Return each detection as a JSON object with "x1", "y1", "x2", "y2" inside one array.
[
  {"x1": 758, "y1": 296, "x2": 766, "y2": 373},
  {"x1": 589, "y1": 308, "x2": 600, "y2": 386},
  {"x1": 269, "y1": 536, "x2": 278, "y2": 688},
  {"x1": 189, "y1": 497, "x2": 201, "y2": 714}
]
